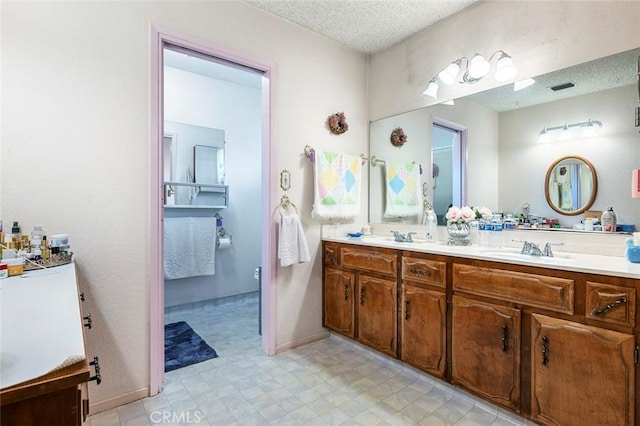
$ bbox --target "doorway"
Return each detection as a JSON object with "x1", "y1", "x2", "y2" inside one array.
[
  {"x1": 432, "y1": 120, "x2": 467, "y2": 223},
  {"x1": 150, "y1": 27, "x2": 275, "y2": 395}
]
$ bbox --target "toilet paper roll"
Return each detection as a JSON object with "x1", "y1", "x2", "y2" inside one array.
[{"x1": 217, "y1": 236, "x2": 232, "y2": 249}]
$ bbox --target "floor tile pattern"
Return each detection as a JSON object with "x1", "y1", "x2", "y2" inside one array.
[{"x1": 87, "y1": 292, "x2": 531, "y2": 425}]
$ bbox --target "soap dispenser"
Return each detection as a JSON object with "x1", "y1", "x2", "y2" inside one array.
[
  {"x1": 425, "y1": 209, "x2": 437, "y2": 240},
  {"x1": 602, "y1": 207, "x2": 617, "y2": 232}
]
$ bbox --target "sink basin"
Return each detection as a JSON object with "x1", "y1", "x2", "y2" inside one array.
[{"x1": 479, "y1": 249, "x2": 575, "y2": 263}]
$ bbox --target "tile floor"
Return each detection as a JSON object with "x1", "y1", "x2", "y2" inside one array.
[{"x1": 87, "y1": 292, "x2": 531, "y2": 426}]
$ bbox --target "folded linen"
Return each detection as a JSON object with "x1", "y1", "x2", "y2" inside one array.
[
  {"x1": 164, "y1": 217, "x2": 216, "y2": 280},
  {"x1": 312, "y1": 150, "x2": 362, "y2": 219},
  {"x1": 384, "y1": 161, "x2": 423, "y2": 218},
  {"x1": 278, "y1": 213, "x2": 311, "y2": 267}
]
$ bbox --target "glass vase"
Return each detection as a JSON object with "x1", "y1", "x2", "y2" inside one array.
[{"x1": 447, "y1": 221, "x2": 472, "y2": 245}]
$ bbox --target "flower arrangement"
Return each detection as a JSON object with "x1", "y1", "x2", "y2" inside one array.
[
  {"x1": 327, "y1": 112, "x2": 348, "y2": 135},
  {"x1": 445, "y1": 206, "x2": 476, "y2": 224},
  {"x1": 473, "y1": 206, "x2": 493, "y2": 220},
  {"x1": 390, "y1": 127, "x2": 407, "y2": 147}
]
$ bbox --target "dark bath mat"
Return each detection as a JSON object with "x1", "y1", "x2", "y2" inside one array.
[{"x1": 165, "y1": 321, "x2": 218, "y2": 372}]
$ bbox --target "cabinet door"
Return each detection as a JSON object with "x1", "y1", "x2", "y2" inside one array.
[
  {"x1": 531, "y1": 314, "x2": 635, "y2": 426},
  {"x1": 357, "y1": 274, "x2": 397, "y2": 357},
  {"x1": 401, "y1": 284, "x2": 446, "y2": 378},
  {"x1": 323, "y1": 267, "x2": 355, "y2": 338},
  {"x1": 451, "y1": 295, "x2": 521, "y2": 411}
]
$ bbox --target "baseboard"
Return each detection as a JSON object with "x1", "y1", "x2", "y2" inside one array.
[
  {"x1": 275, "y1": 330, "x2": 330, "y2": 353},
  {"x1": 90, "y1": 387, "x2": 150, "y2": 414}
]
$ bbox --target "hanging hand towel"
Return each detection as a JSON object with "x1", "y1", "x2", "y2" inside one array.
[
  {"x1": 164, "y1": 217, "x2": 216, "y2": 280},
  {"x1": 312, "y1": 150, "x2": 362, "y2": 219},
  {"x1": 278, "y1": 213, "x2": 311, "y2": 267},
  {"x1": 384, "y1": 161, "x2": 423, "y2": 218}
]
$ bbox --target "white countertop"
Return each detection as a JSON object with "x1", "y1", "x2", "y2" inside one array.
[
  {"x1": 323, "y1": 235, "x2": 640, "y2": 279},
  {"x1": 0, "y1": 263, "x2": 86, "y2": 389}
]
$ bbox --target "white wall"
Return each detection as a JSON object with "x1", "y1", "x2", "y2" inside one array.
[
  {"x1": 1, "y1": 1, "x2": 367, "y2": 410},
  {"x1": 163, "y1": 67, "x2": 262, "y2": 306},
  {"x1": 498, "y1": 84, "x2": 640, "y2": 226}
]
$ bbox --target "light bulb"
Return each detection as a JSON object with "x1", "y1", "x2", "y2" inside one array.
[
  {"x1": 438, "y1": 62, "x2": 460, "y2": 85},
  {"x1": 468, "y1": 54, "x2": 490, "y2": 79},
  {"x1": 494, "y1": 55, "x2": 517, "y2": 81},
  {"x1": 514, "y1": 78, "x2": 535, "y2": 91},
  {"x1": 423, "y1": 80, "x2": 439, "y2": 99}
]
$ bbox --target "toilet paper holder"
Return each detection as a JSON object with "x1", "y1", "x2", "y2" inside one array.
[{"x1": 217, "y1": 227, "x2": 232, "y2": 247}]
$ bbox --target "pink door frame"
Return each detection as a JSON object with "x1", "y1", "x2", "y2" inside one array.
[{"x1": 149, "y1": 24, "x2": 276, "y2": 395}]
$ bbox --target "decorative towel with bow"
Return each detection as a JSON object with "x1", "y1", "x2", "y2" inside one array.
[
  {"x1": 384, "y1": 161, "x2": 423, "y2": 218},
  {"x1": 312, "y1": 150, "x2": 362, "y2": 219}
]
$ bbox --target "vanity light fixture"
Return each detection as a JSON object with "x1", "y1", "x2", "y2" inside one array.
[
  {"x1": 423, "y1": 50, "x2": 518, "y2": 100},
  {"x1": 539, "y1": 119, "x2": 602, "y2": 142}
]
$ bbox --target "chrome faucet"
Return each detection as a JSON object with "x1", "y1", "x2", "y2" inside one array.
[
  {"x1": 391, "y1": 231, "x2": 417, "y2": 242},
  {"x1": 516, "y1": 240, "x2": 563, "y2": 257}
]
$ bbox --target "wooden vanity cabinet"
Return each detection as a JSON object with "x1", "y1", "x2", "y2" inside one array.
[
  {"x1": 322, "y1": 241, "x2": 640, "y2": 424},
  {"x1": 531, "y1": 314, "x2": 635, "y2": 426},
  {"x1": 322, "y1": 242, "x2": 398, "y2": 357},
  {"x1": 400, "y1": 254, "x2": 447, "y2": 378},
  {"x1": 451, "y1": 295, "x2": 521, "y2": 411}
]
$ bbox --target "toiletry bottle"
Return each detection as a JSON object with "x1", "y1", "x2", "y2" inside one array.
[
  {"x1": 425, "y1": 209, "x2": 437, "y2": 240},
  {"x1": 11, "y1": 222, "x2": 21, "y2": 238},
  {"x1": 602, "y1": 207, "x2": 617, "y2": 232}
]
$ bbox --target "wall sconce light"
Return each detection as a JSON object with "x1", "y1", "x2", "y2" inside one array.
[
  {"x1": 539, "y1": 119, "x2": 602, "y2": 142},
  {"x1": 422, "y1": 50, "x2": 518, "y2": 100}
]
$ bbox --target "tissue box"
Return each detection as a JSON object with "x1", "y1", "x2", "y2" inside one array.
[{"x1": 626, "y1": 246, "x2": 640, "y2": 263}]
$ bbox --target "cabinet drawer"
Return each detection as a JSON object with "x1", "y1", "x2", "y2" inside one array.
[
  {"x1": 453, "y1": 264, "x2": 574, "y2": 315},
  {"x1": 323, "y1": 242, "x2": 339, "y2": 267},
  {"x1": 402, "y1": 257, "x2": 446, "y2": 288},
  {"x1": 585, "y1": 281, "x2": 636, "y2": 327},
  {"x1": 341, "y1": 246, "x2": 397, "y2": 277}
]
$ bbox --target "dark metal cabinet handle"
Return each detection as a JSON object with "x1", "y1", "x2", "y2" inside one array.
[
  {"x1": 90, "y1": 356, "x2": 102, "y2": 385},
  {"x1": 502, "y1": 325, "x2": 508, "y2": 352},
  {"x1": 409, "y1": 268, "x2": 431, "y2": 277},
  {"x1": 326, "y1": 251, "x2": 337, "y2": 265},
  {"x1": 80, "y1": 292, "x2": 85, "y2": 302},
  {"x1": 83, "y1": 314, "x2": 92, "y2": 329},
  {"x1": 344, "y1": 282, "x2": 350, "y2": 301},
  {"x1": 405, "y1": 300, "x2": 410, "y2": 320},
  {"x1": 542, "y1": 336, "x2": 549, "y2": 366},
  {"x1": 360, "y1": 288, "x2": 365, "y2": 305},
  {"x1": 592, "y1": 297, "x2": 627, "y2": 316}
]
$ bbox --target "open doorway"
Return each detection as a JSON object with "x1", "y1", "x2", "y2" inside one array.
[
  {"x1": 150, "y1": 27, "x2": 275, "y2": 395},
  {"x1": 432, "y1": 121, "x2": 467, "y2": 224}
]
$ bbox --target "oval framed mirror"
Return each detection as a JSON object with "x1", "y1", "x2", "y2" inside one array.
[{"x1": 544, "y1": 155, "x2": 598, "y2": 216}]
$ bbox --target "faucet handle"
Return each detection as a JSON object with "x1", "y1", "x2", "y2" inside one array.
[
  {"x1": 514, "y1": 240, "x2": 531, "y2": 254},
  {"x1": 407, "y1": 232, "x2": 417, "y2": 242},
  {"x1": 543, "y1": 242, "x2": 564, "y2": 257}
]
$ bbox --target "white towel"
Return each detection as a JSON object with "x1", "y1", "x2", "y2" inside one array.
[
  {"x1": 164, "y1": 217, "x2": 216, "y2": 279},
  {"x1": 384, "y1": 161, "x2": 423, "y2": 218},
  {"x1": 278, "y1": 213, "x2": 311, "y2": 267},
  {"x1": 312, "y1": 150, "x2": 362, "y2": 219}
]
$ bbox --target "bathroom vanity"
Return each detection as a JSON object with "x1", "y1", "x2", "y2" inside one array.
[
  {"x1": 322, "y1": 236, "x2": 640, "y2": 425},
  {"x1": 0, "y1": 263, "x2": 97, "y2": 425}
]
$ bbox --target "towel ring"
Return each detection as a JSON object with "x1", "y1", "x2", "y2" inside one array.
[{"x1": 278, "y1": 194, "x2": 297, "y2": 216}]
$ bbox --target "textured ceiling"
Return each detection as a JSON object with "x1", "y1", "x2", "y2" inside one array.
[{"x1": 242, "y1": 0, "x2": 480, "y2": 54}]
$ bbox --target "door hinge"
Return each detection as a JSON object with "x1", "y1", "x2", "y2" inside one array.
[
  {"x1": 446, "y1": 300, "x2": 452, "y2": 314},
  {"x1": 445, "y1": 361, "x2": 452, "y2": 376},
  {"x1": 635, "y1": 346, "x2": 640, "y2": 366}
]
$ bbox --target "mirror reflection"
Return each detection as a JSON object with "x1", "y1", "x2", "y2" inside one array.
[
  {"x1": 369, "y1": 47, "x2": 639, "y2": 229},
  {"x1": 545, "y1": 155, "x2": 597, "y2": 216}
]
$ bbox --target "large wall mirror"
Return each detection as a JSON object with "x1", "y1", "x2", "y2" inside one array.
[
  {"x1": 369, "y1": 47, "x2": 639, "y2": 228},
  {"x1": 544, "y1": 155, "x2": 597, "y2": 216}
]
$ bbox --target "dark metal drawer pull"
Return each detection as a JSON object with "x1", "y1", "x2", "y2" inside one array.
[
  {"x1": 344, "y1": 282, "x2": 350, "y2": 301},
  {"x1": 360, "y1": 288, "x2": 365, "y2": 305},
  {"x1": 409, "y1": 268, "x2": 431, "y2": 277},
  {"x1": 541, "y1": 336, "x2": 549, "y2": 366},
  {"x1": 502, "y1": 325, "x2": 508, "y2": 352},
  {"x1": 405, "y1": 300, "x2": 410, "y2": 320},
  {"x1": 592, "y1": 297, "x2": 627, "y2": 316},
  {"x1": 90, "y1": 356, "x2": 102, "y2": 385},
  {"x1": 83, "y1": 314, "x2": 92, "y2": 329}
]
